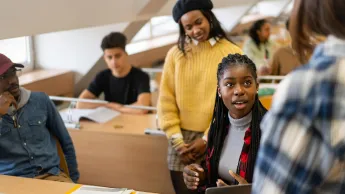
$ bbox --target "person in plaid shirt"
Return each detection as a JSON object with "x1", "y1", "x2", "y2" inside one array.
[{"x1": 252, "y1": 0, "x2": 345, "y2": 193}]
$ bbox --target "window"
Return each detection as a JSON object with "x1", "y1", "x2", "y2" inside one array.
[
  {"x1": 241, "y1": 0, "x2": 292, "y2": 24},
  {"x1": 131, "y1": 16, "x2": 178, "y2": 43},
  {"x1": 0, "y1": 36, "x2": 33, "y2": 73}
]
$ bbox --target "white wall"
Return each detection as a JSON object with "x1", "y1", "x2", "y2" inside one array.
[{"x1": 34, "y1": 22, "x2": 129, "y2": 82}]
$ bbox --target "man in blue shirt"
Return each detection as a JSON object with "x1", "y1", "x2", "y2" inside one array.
[{"x1": 0, "y1": 53, "x2": 79, "y2": 182}]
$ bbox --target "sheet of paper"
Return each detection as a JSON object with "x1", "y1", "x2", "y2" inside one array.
[
  {"x1": 60, "y1": 109, "x2": 94, "y2": 123},
  {"x1": 59, "y1": 107, "x2": 120, "y2": 124},
  {"x1": 71, "y1": 185, "x2": 135, "y2": 194},
  {"x1": 84, "y1": 107, "x2": 121, "y2": 123},
  {"x1": 144, "y1": 128, "x2": 165, "y2": 136}
]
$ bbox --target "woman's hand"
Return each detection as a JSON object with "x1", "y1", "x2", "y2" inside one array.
[
  {"x1": 176, "y1": 144, "x2": 196, "y2": 165},
  {"x1": 229, "y1": 170, "x2": 249, "y2": 185},
  {"x1": 216, "y1": 179, "x2": 229, "y2": 187},
  {"x1": 181, "y1": 138, "x2": 207, "y2": 158},
  {"x1": 217, "y1": 170, "x2": 248, "y2": 187},
  {"x1": 183, "y1": 164, "x2": 205, "y2": 190}
]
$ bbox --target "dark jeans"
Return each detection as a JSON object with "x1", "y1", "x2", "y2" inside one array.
[{"x1": 170, "y1": 170, "x2": 199, "y2": 194}]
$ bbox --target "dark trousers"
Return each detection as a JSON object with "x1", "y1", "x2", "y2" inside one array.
[{"x1": 170, "y1": 170, "x2": 199, "y2": 194}]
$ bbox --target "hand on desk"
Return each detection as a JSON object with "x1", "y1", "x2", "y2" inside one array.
[
  {"x1": 106, "y1": 102, "x2": 123, "y2": 111},
  {"x1": 0, "y1": 92, "x2": 17, "y2": 116}
]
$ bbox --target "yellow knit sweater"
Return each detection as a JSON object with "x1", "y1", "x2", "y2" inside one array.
[{"x1": 158, "y1": 38, "x2": 243, "y2": 139}]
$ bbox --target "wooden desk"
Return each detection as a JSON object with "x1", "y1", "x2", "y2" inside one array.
[
  {"x1": 68, "y1": 114, "x2": 175, "y2": 194},
  {"x1": 0, "y1": 175, "x2": 78, "y2": 194},
  {"x1": 19, "y1": 69, "x2": 74, "y2": 97},
  {"x1": 0, "y1": 175, "x2": 156, "y2": 194},
  {"x1": 78, "y1": 114, "x2": 157, "y2": 135}
]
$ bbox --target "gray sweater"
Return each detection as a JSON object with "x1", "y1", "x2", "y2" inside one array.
[{"x1": 218, "y1": 111, "x2": 252, "y2": 183}]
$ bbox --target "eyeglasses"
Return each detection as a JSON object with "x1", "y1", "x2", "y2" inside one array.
[{"x1": 0, "y1": 68, "x2": 22, "y2": 80}]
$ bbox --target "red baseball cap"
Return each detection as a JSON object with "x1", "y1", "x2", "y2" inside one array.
[{"x1": 0, "y1": 53, "x2": 24, "y2": 75}]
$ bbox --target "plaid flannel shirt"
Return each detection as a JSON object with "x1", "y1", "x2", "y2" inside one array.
[{"x1": 252, "y1": 36, "x2": 345, "y2": 194}]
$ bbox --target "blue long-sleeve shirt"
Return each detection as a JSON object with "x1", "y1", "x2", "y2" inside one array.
[{"x1": 0, "y1": 91, "x2": 79, "y2": 182}]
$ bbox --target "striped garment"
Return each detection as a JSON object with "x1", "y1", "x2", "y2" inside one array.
[
  {"x1": 252, "y1": 35, "x2": 345, "y2": 194},
  {"x1": 167, "y1": 129, "x2": 204, "y2": 171}
]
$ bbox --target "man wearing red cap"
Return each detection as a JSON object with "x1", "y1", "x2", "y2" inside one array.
[{"x1": 0, "y1": 53, "x2": 79, "y2": 182}]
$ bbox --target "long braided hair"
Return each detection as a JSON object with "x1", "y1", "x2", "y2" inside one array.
[{"x1": 206, "y1": 53, "x2": 267, "y2": 186}]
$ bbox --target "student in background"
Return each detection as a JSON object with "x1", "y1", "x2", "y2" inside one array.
[
  {"x1": 0, "y1": 53, "x2": 79, "y2": 183},
  {"x1": 252, "y1": 0, "x2": 345, "y2": 193},
  {"x1": 261, "y1": 19, "x2": 301, "y2": 76},
  {"x1": 77, "y1": 32, "x2": 151, "y2": 114},
  {"x1": 157, "y1": 0, "x2": 242, "y2": 193},
  {"x1": 183, "y1": 54, "x2": 267, "y2": 193},
  {"x1": 243, "y1": 19, "x2": 276, "y2": 70}
]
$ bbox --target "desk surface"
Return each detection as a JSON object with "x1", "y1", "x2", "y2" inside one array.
[
  {"x1": 76, "y1": 114, "x2": 157, "y2": 135},
  {"x1": 0, "y1": 175, "x2": 78, "y2": 194},
  {"x1": 0, "y1": 175, "x2": 156, "y2": 194},
  {"x1": 67, "y1": 113, "x2": 174, "y2": 194}
]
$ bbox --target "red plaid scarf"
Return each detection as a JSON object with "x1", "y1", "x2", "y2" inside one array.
[
  {"x1": 206, "y1": 126, "x2": 252, "y2": 184},
  {"x1": 238, "y1": 127, "x2": 251, "y2": 179}
]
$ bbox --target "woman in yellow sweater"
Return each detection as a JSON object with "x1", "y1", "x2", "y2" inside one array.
[{"x1": 157, "y1": 0, "x2": 242, "y2": 193}]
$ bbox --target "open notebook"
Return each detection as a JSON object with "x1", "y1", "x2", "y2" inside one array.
[{"x1": 60, "y1": 107, "x2": 121, "y2": 125}]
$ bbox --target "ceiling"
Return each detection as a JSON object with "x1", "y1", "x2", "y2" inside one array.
[{"x1": 0, "y1": 0, "x2": 290, "y2": 40}]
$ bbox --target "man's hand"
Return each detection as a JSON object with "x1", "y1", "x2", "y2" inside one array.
[
  {"x1": 0, "y1": 92, "x2": 16, "y2": 116},
  {"x1": 106, "y1": 102, "x2": 123, "y2": 111}
]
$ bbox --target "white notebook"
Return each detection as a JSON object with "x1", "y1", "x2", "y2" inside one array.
[{"x1": 60, "y1": 107, "x2": 120, "y2": 124}]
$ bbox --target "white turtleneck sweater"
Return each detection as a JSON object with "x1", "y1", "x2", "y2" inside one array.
[{"x1": 218, "y1": 111, "x2": 252, "y2": 183}]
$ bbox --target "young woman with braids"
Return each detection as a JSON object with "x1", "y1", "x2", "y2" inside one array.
[
  {"x1": 183, "y1": 53, "x2": 267, "y2": 192},
  {"x1": 158, "y1": 0, "x2": 242, "y2": 193}
]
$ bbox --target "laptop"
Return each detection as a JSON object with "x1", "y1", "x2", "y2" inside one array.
[{"x1": 206, "y1": 184, "x2": 252, "y2": 194}]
